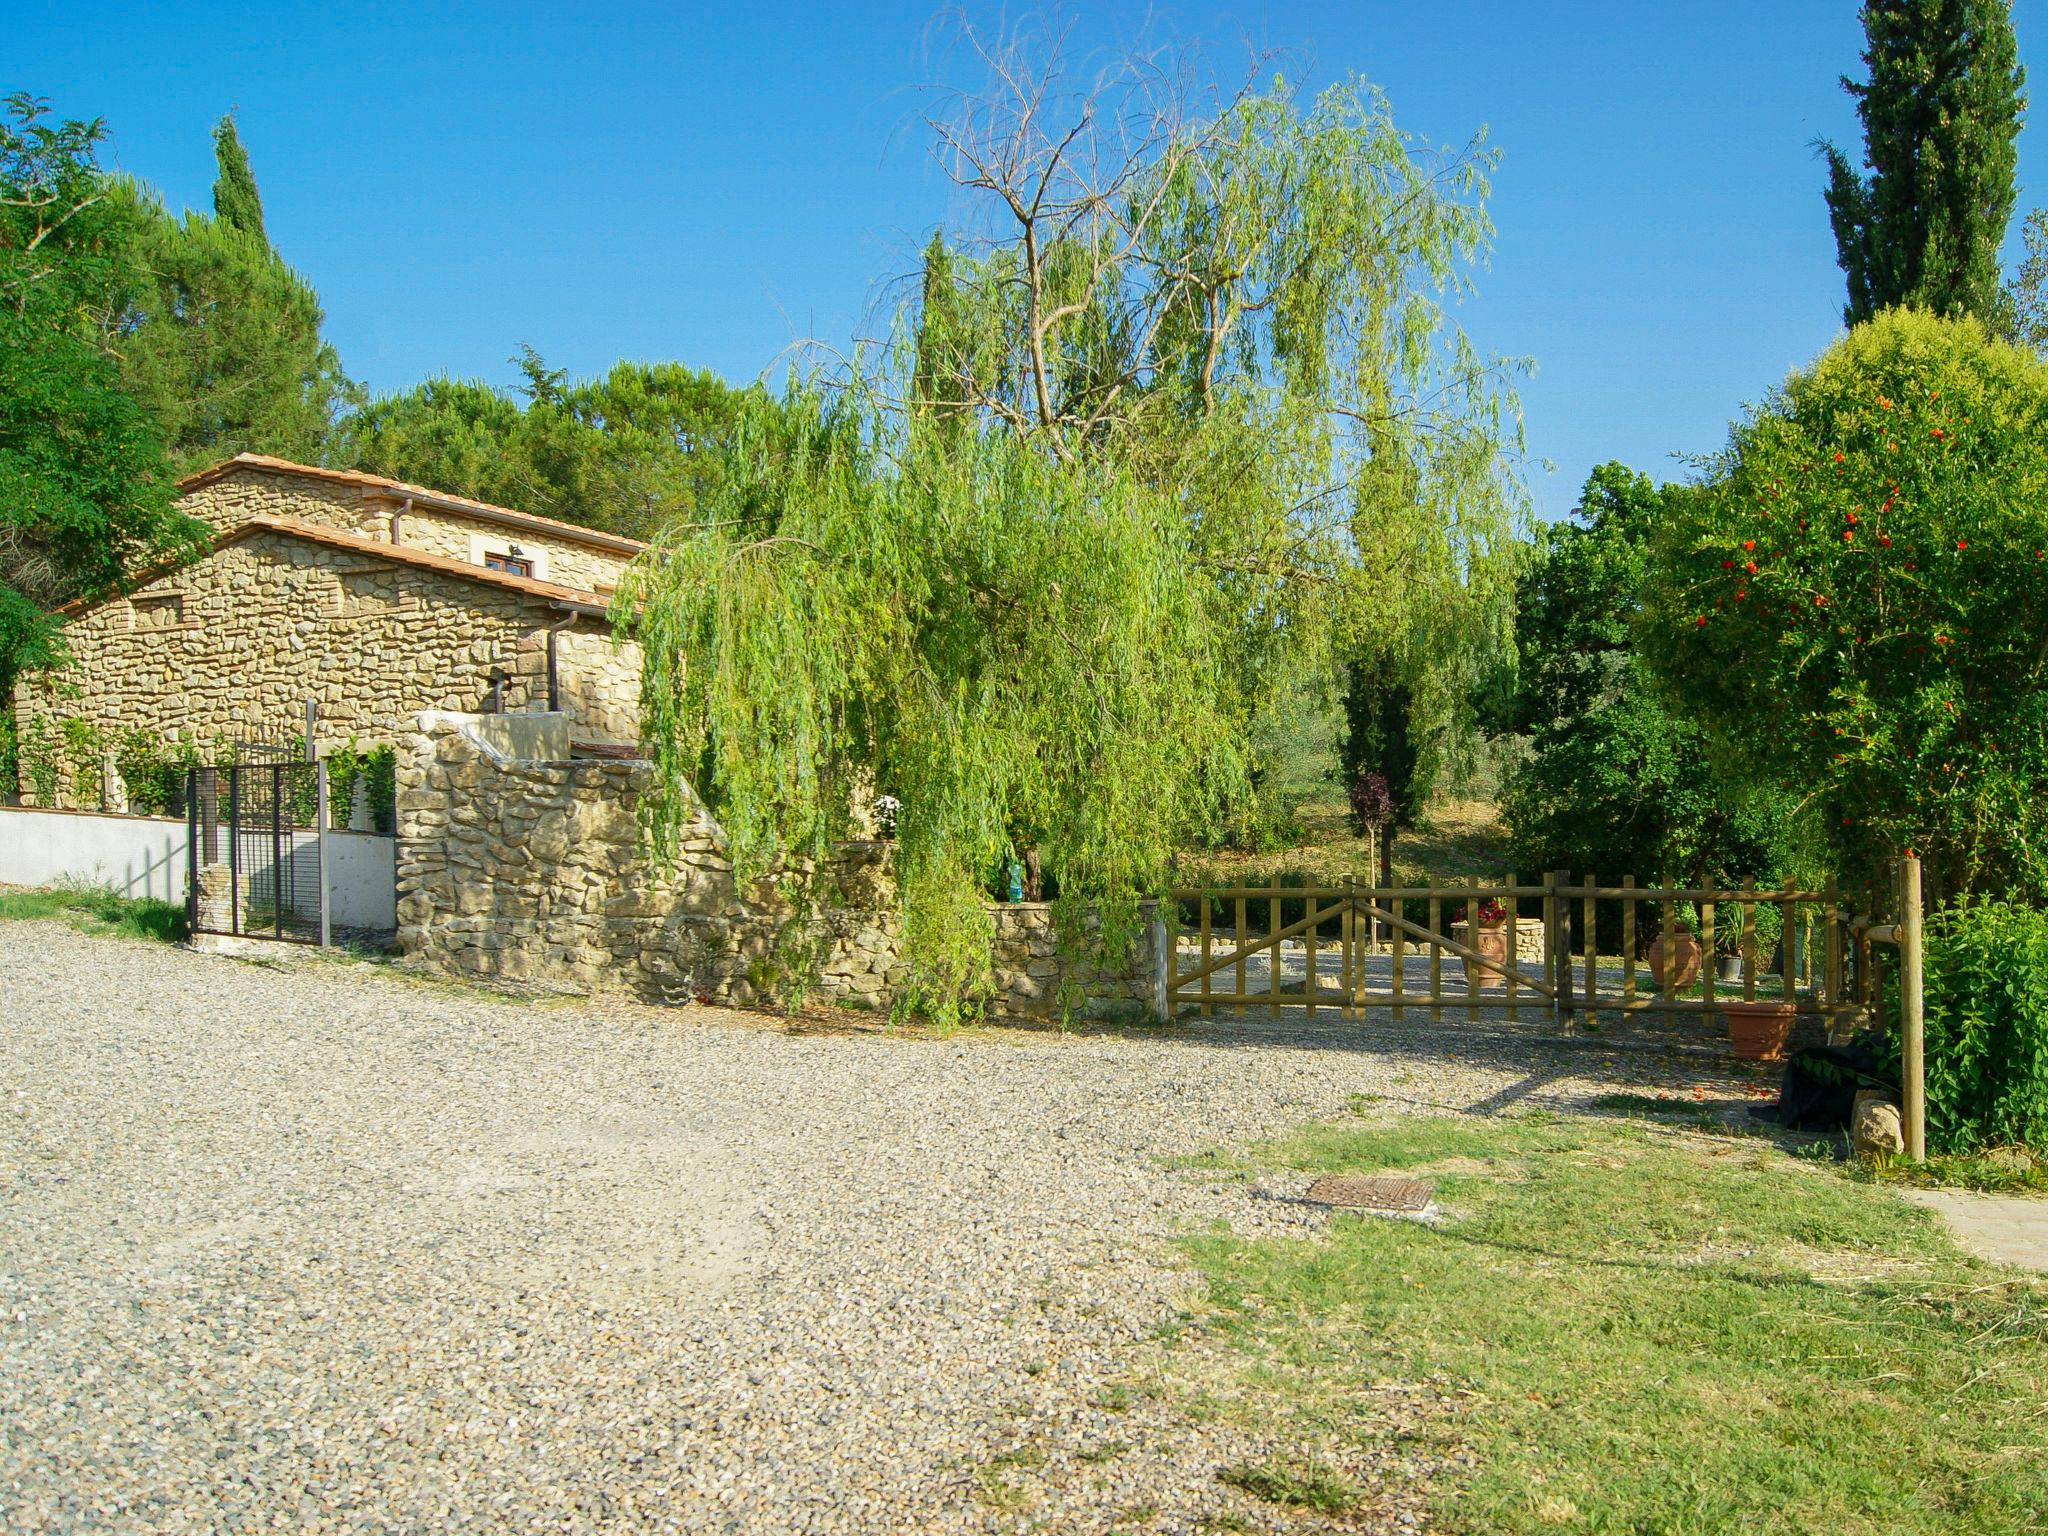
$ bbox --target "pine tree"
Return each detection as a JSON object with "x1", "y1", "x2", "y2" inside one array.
[
  {"x1": 1821, "y1": 0, "x2": 2026, "y2": 325},
  {"x1": 110, "y1": 117, "x2": 353, "y2": 471},
  {"x1": 209, "y1": 115, "x2": 265, "y2": 240}
]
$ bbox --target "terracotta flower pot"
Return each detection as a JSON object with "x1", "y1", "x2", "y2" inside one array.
[
  {"x1": 1459, "y1": 921, "x2": 1511, "y2": 986},
  {"x1": 1722, "y1": 999, "x2": 1798, "y2": 1061},
  {"x1": 1646, "y1": 931, "x2": 1702, "y2": 991}
]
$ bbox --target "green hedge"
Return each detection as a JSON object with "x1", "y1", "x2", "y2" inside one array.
[
  {"x1": 1918, "y1": 898, "x2": 2048, "y2": 1152},
  {"x1": 325, "y1": 742, "x2": 397, "y2": 833}
]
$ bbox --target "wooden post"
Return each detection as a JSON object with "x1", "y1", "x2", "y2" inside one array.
[
  {"x1": 1340, "y1": 877, "x2": 1354, "y2": 1020},
  {"x1": 1505, "y1": 874, "x2": 1521, "y2": 1015},
  {"x1": 1580, "y1": 882, "x2": 1597, "y2": 1020},
  {"x1": 1305, "y1": 893, "x2": 1319, "y2": 1018},
  {"x1": 1433, "y1": 884, "x2": 1449, "y2": 1028},
  {"x1": 1661, "y1": 878, "x2": 1677, "y2": 1006},
  {"x1": 1702, "y1": 893, "x2": 1717, "y2": 1013},
  {"x1": 1390, "y1": 892, "x2": 1407, "y2": 1021},
  {"x1": 1621, "y1": 875, "x2": 1637, "y2": 1010},
  {"x1": 1268, "y1": 886, "x2": 1282, "y2": 1016},
  {"x1": 1899, "y1": 854, "x2": 1926, "y2": 1162},
  {"x1": 1235, "y1": 892, "x2": 1247, "y2": 1006},
  {"x1": 1823, "y1": 877, "x2": 1842, "y2": 1014},
  {"x1": 1545, "y1": 872, "x2": 1568, "y2": 1030},
  {"x1": 1740, "y1": 877, "x2": 1757, "y2": 1003},
  {"x1": 1199, "y1": 891, "x2": 1213, "y2": 1017},
  {"x1": 1465, "y1": 878, "x2": 1480, "y2": 1023}
]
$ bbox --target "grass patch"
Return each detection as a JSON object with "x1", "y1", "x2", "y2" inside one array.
[
  {"x1": 1855, "y1": 1146, "x2": 2048, "y2": 1195},
  {"x1": 1180, "y1": 794, "x2": 1512, "y2": 889},
  {"x1": 1181, "y1": 1113, "x2": 2048, "y2": 1535},
  {"x1": 0, "y1": 883, "x2": 186, "y2": 943},
  {"x1": 1217, "y1": 1456, "x2": 1358, "y2": 1512}
]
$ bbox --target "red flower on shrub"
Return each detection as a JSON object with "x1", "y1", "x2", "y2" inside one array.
[
  {"x1": 1743, "y1": 539, "x2": 1755, "y2": 551},
  {"x1": 1744, "y1": 560, "x2": 1758, "y2": 573}
]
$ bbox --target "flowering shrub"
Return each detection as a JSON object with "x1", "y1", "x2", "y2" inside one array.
[
  {"x1": 1643, "y1": 311, "x2": 2048, "y2": 905},
  {"x1": 1462, "y1": 896, "x2": 1508, "y2": 926}
]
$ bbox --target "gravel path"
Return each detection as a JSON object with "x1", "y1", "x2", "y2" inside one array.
[{"x1": 0, "y1": 923, "x2": 1769, "y2": 1534}]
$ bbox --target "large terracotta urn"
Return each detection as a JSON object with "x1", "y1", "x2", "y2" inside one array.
[
  {"x1": 1458, "y1": 920, "x2": 1512, "y2": 986},
  {"x1": 1646, "y1": 930, "x2": 1702, "y2": 991}
]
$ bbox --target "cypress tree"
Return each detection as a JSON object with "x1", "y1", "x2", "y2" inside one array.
[
  {"x1": 1821, "y1": 0, "x2": 2026, "y2": 325},
  {"x1": 1338, "y1": 652, "x2": 1426, "y2": 831},
  {"x1": 209, "y1": 115, "x2": 265, "y2": 240}
]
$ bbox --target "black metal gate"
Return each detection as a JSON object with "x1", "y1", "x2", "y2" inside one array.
[{"x1": 186, "y1": 762, "x2": 324, "y2": 942}]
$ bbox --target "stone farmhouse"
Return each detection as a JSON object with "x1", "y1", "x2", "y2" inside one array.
[
  {"x1": 3, "y1": 453, "x2": 1165, "y2": 1020},
  {"x1": 10, "y1": 454, "x2": 647, "y2": 807}
]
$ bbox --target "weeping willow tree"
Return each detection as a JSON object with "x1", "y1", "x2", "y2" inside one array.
[{"x1": 617, "y1": 21, "x2": 1528, "y2": 1015}]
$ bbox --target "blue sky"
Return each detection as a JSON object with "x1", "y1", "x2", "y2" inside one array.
[{"x1": 17, "y1": 1, "x2": 2048, "y2": 517}]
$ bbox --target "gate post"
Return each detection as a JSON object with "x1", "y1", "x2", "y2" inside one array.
[
  {"x1": 316, "y1": 759, "x2": 332, "y2": 949},
  {"x1": 1898, "y1": 853, "x2": 1926, "y2": 1162},
  {"x1": 186, "y1": 769, "x2": 198, "y2": 936}
]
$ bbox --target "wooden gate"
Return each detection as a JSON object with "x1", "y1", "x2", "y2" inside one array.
[{"x1": 1163, "y1": 875, "x2": 1859, "y2": 1030}]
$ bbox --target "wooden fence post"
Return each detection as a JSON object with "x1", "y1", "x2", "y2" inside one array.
[
  {"x1": 1899, "y1": 853, "x2": 1926, "y2": 1162},
  {"x1": 1545, "y1": 871, "x2": 1569, "y2": 1030}
]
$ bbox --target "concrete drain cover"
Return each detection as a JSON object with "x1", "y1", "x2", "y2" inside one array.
[{"x1": 1304, "y1": 1175, "x2": 1435, "y2": 1212}]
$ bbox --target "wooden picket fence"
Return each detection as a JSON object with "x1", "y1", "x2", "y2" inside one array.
[{"x1": 1164, "y1": 872, "x2": 1870, "y2": 1031}]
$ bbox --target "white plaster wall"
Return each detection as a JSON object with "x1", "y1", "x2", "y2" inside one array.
[{"x1": 0, "y1": 807, "x2": 396, "y2": 930}]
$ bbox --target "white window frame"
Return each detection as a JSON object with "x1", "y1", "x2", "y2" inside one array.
[{"x1": 468, "y1": 533, "x2": 550, "y2": 581}]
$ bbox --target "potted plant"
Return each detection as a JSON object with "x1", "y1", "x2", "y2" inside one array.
[
  {"x1": 1646, "y1": 904, "x2": 1702, "y2": 991},
  {"x1": 1712, "y1": 896, "x2": 1785, "y2": 987},
  {"x1": 1455, "y1": 896, "x2": 1512, "y2": 985},
  {"x1": 1721, "y1": 998, "x2": 1798, "y2": 1060}
]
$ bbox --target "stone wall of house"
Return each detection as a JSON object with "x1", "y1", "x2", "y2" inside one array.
[
  {"x1": 554, "y1": 628, "x2": 644, "y2": 745},
  {"x1": 10, "y1": 531, "x2": 637, "y2": 807},
  {"x1": 182, "y1": 464, "x2": 635, "y2": 593},
  {"x1": 181, "y1": 468, "x2": 368, "y2": 538},
  {"x1": 383, "y1": 505, "x2": 632, "y2": 594},
  {"x1": 394, "y1": 715, "x2": 1162, "y2": 1019}
]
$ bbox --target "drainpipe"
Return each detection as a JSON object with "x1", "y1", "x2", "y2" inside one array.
[
  {"x1": 389, "y1": 495, "x2": 411, "y2": 545},
  {"x1": 544, "y1": 611, "x2": 578, "y2": 713}
]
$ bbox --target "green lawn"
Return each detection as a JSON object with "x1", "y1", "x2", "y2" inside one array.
[
  {"x1": 1178, "y1": 1113, "x2": 2047, "y2": 1534},
  {"x1": 0, "y1": 883, "x2": 187, "y2": 942}
]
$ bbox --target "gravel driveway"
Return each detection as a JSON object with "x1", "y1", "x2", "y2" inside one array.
[{"x1": 0, "y1": 922, "x2": 1764, "y2": 1534}]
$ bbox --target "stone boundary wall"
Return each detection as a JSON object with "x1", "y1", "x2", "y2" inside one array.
[{"x1": 394, "y1": 714, "x2": 1162, "y2": 1018}]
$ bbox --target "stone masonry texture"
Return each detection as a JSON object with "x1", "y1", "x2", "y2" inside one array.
[
  {"x1": 395, "y1": 717, "x2": 1159, "y2": 1018},
  {"x1": 13, "y1": 470, "x2": 643, "y2": 806}
]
